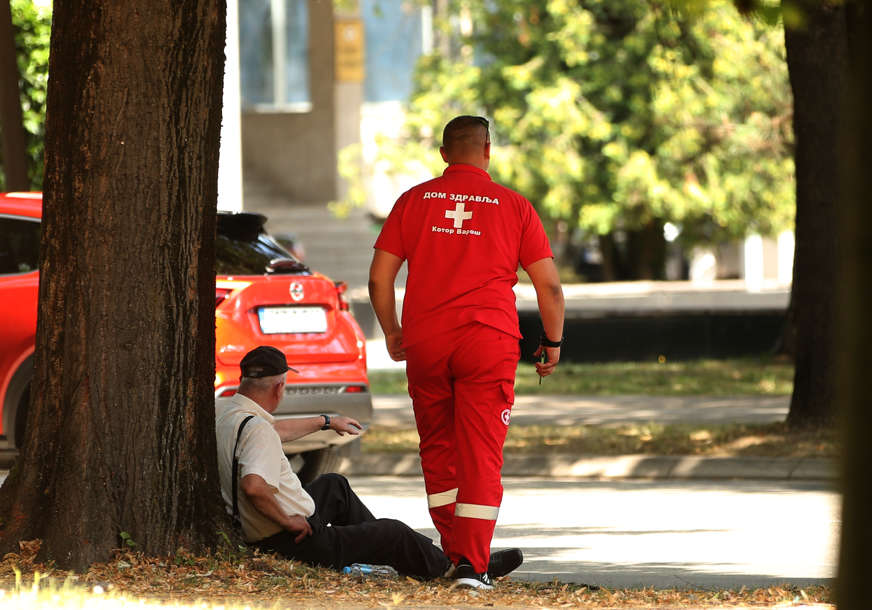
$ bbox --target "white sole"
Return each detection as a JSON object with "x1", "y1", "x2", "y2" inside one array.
[{"x1": 454, "y1": 577, "x2": 493, "y2": 590}]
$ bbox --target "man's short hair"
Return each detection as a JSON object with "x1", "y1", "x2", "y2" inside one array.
[
  {"x1": 442, "y1": 115, "x2": 490, "y2": 150},
  {"x1": 239, "y1": 372, "x2": 287, "y2": 393}
]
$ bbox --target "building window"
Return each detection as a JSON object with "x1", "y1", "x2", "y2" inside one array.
[
  {"x1": 362, "y1": 0, "x2": 425, "y2": 103},
  {"x1": 240, "y1": 0, "x2": 310, "y2": 111}
]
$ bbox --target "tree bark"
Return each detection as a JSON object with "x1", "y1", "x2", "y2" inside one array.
[
  {"x1": 835, "y1": 2, "x2": 872, "y2": 604},
  {"x1": 626, "y1": 220, "x2": 666, "y2": 281},
  {"x1": 0, "y1": 0, "x2": 228, "y2": 569},
  {"x1": 0, "y1": 0, "x2": 29, "y2": 190},
  {"x1": 782, "y1": 0, "x2": 845, "y2": 427}
]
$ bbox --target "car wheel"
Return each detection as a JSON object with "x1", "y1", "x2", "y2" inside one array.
[{"x1": 293, "y1": 440, "x2": 358, "y2": 486}]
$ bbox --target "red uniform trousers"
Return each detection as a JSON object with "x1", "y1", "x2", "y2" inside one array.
[{"x1": 405, "y1": 323, "x2": 518, "y2": 573}]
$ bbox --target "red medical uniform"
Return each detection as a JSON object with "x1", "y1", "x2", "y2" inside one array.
[{"x1": 374, "y1": 163, "x2": 552, "y2": 572}]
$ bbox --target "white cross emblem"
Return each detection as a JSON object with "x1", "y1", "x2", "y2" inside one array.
[{"x1": 445, "y1": 202, "x2": 473, "y2": 228}]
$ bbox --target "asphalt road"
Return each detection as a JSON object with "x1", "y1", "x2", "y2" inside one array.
[{"x1": 348, "y1": 475, "x2": 838, "y2": 590}]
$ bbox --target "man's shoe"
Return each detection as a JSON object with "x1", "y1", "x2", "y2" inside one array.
[
  {"x1": 488, "y1": 548, "x2": 523, "y2": 578},
  {"x1": 454, "y1": 559, "x2": 494, "y2": 590}
]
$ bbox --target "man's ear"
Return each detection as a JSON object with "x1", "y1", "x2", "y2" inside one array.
[{"x1": 439, "y1": 146, "x2": 449, "y2": 163}]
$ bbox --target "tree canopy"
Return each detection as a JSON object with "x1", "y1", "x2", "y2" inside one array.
[{"x1": 347, "y1": 0, "x2": 794, "y2": 278}]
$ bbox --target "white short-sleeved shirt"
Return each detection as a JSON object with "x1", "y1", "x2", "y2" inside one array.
[{"x1": 215, "y1": 393, "x2": 316, "y2": 542}]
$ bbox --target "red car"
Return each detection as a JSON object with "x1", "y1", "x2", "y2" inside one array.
[{"x1": 0, "y1": 192, "x2": 371, "y2": 482}]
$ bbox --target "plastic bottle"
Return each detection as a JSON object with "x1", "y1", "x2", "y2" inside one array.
[{"x1": 342, "y1": 563, "x2": 398, "y2": 580}]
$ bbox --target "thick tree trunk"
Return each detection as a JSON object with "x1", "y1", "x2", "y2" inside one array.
[
  {"x1": 626, "y1": 220, "x2": 665, "y2": 280},
  {"x1": 0, "y1": 0, "x2": 228, "y2": 569},
  {"x1": 782, "y1": 0, "x2": 845, "y2": 427},
  {"x1": 596, "y1": 223, "x2": 666, "y2": 282},
  {"x1": 836, "y1": 3, "x2": 872, "y2": 604},
  {"x1": 0, "y1": 0, "x2": 29, "y2": 190}
]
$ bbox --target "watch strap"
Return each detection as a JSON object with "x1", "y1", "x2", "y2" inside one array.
[{"x1": 539, "y1": 333, "x2": 563, "y2": 348}]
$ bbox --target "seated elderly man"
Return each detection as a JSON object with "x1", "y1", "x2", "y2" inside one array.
[{"x1": 215, "y1": 346, "x2": 522, "y2": 583}]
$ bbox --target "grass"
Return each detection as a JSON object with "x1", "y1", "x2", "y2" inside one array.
[
  {"x1": 0, "y1": 546, "x2": 834, "y2": 609},
  {"x1": 368, "y1": 356, "x2": 794, "y2": 396},
  {"x1": 362, "y1": 421, "x2": 838, "y2": 459}
]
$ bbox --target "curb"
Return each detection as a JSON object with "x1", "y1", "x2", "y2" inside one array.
[{"x1": 347, "y1": 453, "x2": 837, "y2": 481}]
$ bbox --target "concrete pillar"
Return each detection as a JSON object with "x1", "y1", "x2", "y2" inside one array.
[
  {"x1": 777, "y1": 230, "x2": 795, "y2": 286},
  {"x1": 218, "y1": 0, "x2": 243, "y2": 212},
  {"x1": 334, "y1": 3, "x2": 364, "y2": 201},
  {"x1": 744, "y1": 233, "x2": 764, "y2": 292}
]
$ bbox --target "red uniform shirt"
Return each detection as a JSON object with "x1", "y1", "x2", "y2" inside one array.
[{"x1": 374, "y1": 163, "x2": 553, "y2": 347}]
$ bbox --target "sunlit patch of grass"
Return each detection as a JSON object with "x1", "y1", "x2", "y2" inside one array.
[
  {"x1": 363, "y1": 421, "x2": 839, "y2": 458},
  {"x1": 369, "y1": 356, "x2": 794, "y2": 396}
]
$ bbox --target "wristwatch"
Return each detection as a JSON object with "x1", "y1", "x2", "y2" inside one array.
[{"x1": 320, "y1": 414, "x2": 331, "y2": 430}]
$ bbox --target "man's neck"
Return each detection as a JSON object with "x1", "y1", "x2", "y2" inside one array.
[
  {"x1": 237, "y1": 390, "x2": 273, "y2": 413},
  {"x1": 449, "y1": 160, "x2": 488, "y2": 171}
]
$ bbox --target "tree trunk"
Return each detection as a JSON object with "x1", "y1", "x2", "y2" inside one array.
[
  {"x1": 0, "y1": 0, "x2": 228, "y2": 570},
  {"x1": 0, "y1": 0, "x2": 29, "y2": 190},
  {"x1": 597, "y1": 233, "x2": 621, "y2": 281},
  {"x1": 626, "y1": 220, "x2": 665, "y2": 280},
  {"x1": 835, "y1": 2, "x2": 872, "y2": 604},
  {"x1": 782, "y1": 0, "x2": 845, "y2": 427}
]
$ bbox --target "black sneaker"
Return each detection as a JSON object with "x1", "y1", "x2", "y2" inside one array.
[
  {"x1": 488, "y1": 548, "x2": 523, "y2": 578},
  {"x1": 453, "y1": 559, "x2": 494, "y2": 590}
]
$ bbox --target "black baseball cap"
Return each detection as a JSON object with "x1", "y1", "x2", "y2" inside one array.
[{"x1": 240, "y1": 346, "x2": 298, "y2": 378}]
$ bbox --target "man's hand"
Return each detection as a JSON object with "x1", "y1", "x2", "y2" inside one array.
[
  {"x1": 385, "y1": 329, "x2": 406, "y2": 361},
  {"x1": 286, "y1": 514, "x2": 313, "y2": 543},
  {"x1": 532, "y1": 344, "x2": 560, "y2": 378},
  {"x1": 242, "y1": 474, "x2": 315, "y2": 542},
  {"x1": 329, "y1": 416, "x2": 363, "y2": 435},
  {"x1": 526, "y1": 258, "x2": 565, "y2": 381}
]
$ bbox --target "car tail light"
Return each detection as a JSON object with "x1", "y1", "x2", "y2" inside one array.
[
  {"x1": 343, "y1": 385, "x2": 367, "y2": 393},
  {"x1": 216, "y1": 287, "x2": 233, "y2": 307},
  {"x1": 335, "y1": 281, "x2": 350, "y2": 311}
]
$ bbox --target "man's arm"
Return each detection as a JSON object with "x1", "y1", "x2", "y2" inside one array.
[
  {"x1": 368, "y1": 248, "x2": 406, "y2": 361},
  {"x1": 240, "y1": 473, "x2": 313, "y2": 543},
  {"x1": 525, "y1": 257, "x2": 565, "y2": 378},
  {"x1": 272, "y1": 415, "x2": 362, "y2": 443}
]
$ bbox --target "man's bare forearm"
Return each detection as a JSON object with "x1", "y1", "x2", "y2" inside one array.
[
  {"x1": 241, "y1": 475, "x2": 298, "y2": 530},
  {"x1": 537, "y1": 281, "x2": 565, "y2": 342},
  {"x1": 526, "y1": 257, "x2": 565, "y2": 340},
  {"x1": 273, "y1": 415, "x2": 362, "y2": 443},
  {"x1": 368, "y1": 249, "x2": 404, "y2": 335},
  {"x1": 369, "y1": 278, "x2": 400, "y2": 335}
]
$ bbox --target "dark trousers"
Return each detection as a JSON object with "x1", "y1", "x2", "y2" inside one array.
[{"x1": 255, "y1": 473, "x2": 451, "y2": 579}]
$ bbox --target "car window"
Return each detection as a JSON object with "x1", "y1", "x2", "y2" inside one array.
[
  {"x1": 0, "y1": 216, "x2": 40, "y2": 274},
  {"x1": 216, "y1": 231, "x2": 309, "y2": 275}
]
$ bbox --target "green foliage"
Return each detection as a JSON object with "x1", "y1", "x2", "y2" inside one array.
[
  {"x1": 363, "y1": 420, "x2": 837, "y2": 458},
  {"x1": 119, "y1": 531, "x2": 138, "y2": 549},
  {"x1": 3, "y1": 0, "x2": 51, "y2": 190},
  {"x1": 342, "y1": 0, "x2": 794, "y2": 255}
]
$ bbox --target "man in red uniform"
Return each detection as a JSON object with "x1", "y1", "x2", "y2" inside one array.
[{"x1": 369, "y1": 115, "x2": 565, "y2": 589}]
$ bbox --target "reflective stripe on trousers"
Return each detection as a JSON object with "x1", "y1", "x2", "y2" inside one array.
[
  {"x1": 428, "y1": 488, "x2": 458, "y2": 508},
  {"x1": 455, "y1": 502, "x2": 499, "y2": 520}
]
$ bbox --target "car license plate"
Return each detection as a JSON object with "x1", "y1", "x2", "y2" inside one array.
[{"x1": 258, "y1": 306, "x2": 327, "y2": 334}]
